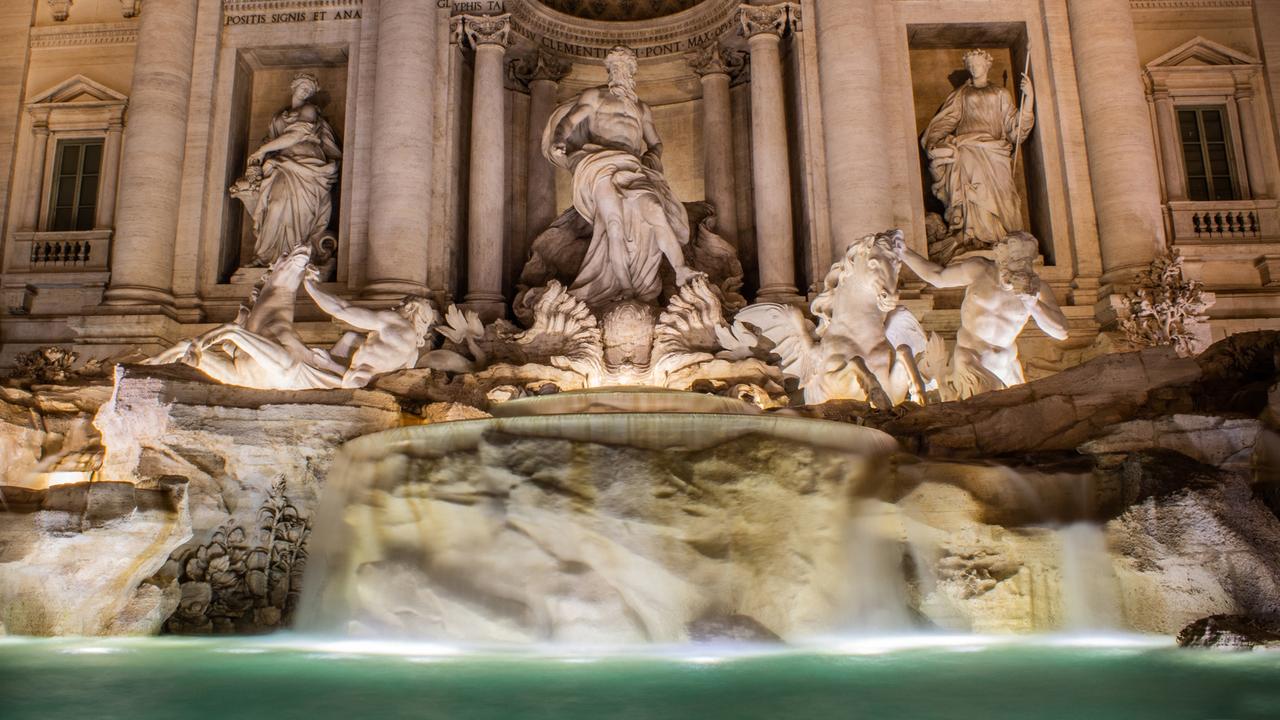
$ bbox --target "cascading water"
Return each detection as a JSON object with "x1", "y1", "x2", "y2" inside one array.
[{"x1": 296, "y1": 389, "x2": 899, "y2": 643}]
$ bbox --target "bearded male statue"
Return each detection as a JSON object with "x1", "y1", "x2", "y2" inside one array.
[
  {"x1": 898, "y1": 231, "x2": 1068, "y2": 400},
  {"x1": 542, "y1": 46, "x2": 700, "y2": 308}
]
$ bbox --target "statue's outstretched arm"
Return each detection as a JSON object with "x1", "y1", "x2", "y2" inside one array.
[
  {"x1": 900, "y1": 245, "x2": 979, "y2": 289},
  {"x1": 1029, "y1": 281, "x2": 1069, "y2": 340},
  {"x1": 303, "y1": 271, "x2": 385, "y2": 331}
]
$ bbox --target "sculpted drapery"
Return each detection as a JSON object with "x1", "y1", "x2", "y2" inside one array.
[
  {"x1": 922, "y1": 50, "x2": 1034, "y2": 250},
  {"x1": 541, "y1": 46, "x2": 696, "y2": 308},
  {"x1": 237, "y1": 73, "x2": 342, "y2": 267}
]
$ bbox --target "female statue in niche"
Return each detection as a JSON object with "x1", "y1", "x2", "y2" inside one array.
[
  {"x1": 231, "y1": 72, "x2": 342, "y2": 267},
  {"x1": 922, "y1": 49, "x2": 1034, "y2": 258}
]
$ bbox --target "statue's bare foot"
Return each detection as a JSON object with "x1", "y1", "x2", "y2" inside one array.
[{"x1": 674, "y1": 266, "x2": 706, "y2": 287}]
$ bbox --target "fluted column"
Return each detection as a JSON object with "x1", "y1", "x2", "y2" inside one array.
[
  {"x1": 1234, "y1": 76, "x2": 1270, "y2": 199},
  {"x1": 21, "y1": 111, "x2": 49, "y2": 231},
  {"x1": 1068, "y1": 0, "x2": 1165, "y2": 287},
  {"x1": 363, "y1": 0, "x2": 438, "y2": 299},
  {"x1": 740, "y1": 3, "x2": 800, "y2": 304},
  {"x1": 520, "y1": 50, "x2": 570, "y2": 245},
  {"x1": 1149, "y1": 86, "x2": 1187, "y2": 201},
  {"x1": 812, "y1": 0, "x2": 893, "y2": 251},
  {"x1": 103, "y1": 0, "x2": 197, "y2": 307},
  {"x1": 688, "y1": 44, "x2": 740, "y2": 244},
  {"x1": 459, "y1": 14, "x2": 511, "y2": 321},
  {"x1": 95, "y1": 114, "x2": 124, "y2": 229}
]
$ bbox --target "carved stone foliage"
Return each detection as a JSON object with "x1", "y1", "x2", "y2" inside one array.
[
  {"x1": 1120, "y1": 248, "x2": 1214, "y2": 358},
  {"x1": 509, "y1": 49, "x2": 572, "y2": 88},
  {"x1": 10, "y1": 346, "x2": 78, "y2": 384},
  {"x1": 737, "y1": 2, "x2": 798, "y2": 38},
  {"x1": 165, "y1": 479, "x2": 311, "y2": 635},
  {"x1": 456, "y1": 13, "x2": 512, "y2": 49}
]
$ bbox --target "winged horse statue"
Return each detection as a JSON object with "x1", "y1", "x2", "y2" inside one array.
[{"x1": 734, "y1": 229, "x2": 929, "y2": 409}]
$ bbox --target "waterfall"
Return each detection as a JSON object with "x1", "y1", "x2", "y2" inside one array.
[{"x1": 1058, "y1": 522, "x2": 1122, "y2": 631}]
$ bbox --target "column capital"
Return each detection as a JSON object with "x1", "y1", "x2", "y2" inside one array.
[
  {"x1": 737, "y1": 3, "x2": 799, "y2": 39},
  {"x1": 510, "y1": 48, "x2": 571, "y2": 89},
  {"x1": 121, "y1": 0, "x2": 140, "y2": 18},
  {"x1": 28, "y1": 108, "x2": 50, "y2": 132},
  {"x1": 454, "y1": 13, "x2": 512, "y2": 50},
  {"x1": 685, "y1": 43, "x2": 748, "y2": 80}
]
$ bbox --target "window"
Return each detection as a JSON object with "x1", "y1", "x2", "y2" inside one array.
[
  {"x1": 1177, "y1": 107, "x2": 1238, "y2": 202},
  {"x1": 47, "y1": 138, "x2": 102, "y2": 231}
]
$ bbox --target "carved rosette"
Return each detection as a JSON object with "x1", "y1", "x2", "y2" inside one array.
[
  {"x1": 737, "y1": 2, "x2": 799, "y2": 39},
  {"x1": 456, "y1": 13, "x2": 513, "y2": 50},
  {"x1": 48, "y1": 0, "x2": 72, "y2": 22}
]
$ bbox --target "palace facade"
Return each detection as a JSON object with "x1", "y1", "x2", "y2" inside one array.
[{"x1": 0, "y1": 0, "x2": 1277, "y2": 372}]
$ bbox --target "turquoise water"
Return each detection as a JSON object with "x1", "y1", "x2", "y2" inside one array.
[{"x1": 3, "y1": 636, "x2": 1280, "y2": 719}]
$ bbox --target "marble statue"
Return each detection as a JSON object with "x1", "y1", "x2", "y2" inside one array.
[
  {"x1": 230, "y1": 72, "x2": 342, "y2": 267},
  {"x1": 301, "y1": 269, "x2": 438, "y2": 388},
  {"x1": 922, "y1": 49, "x2": 1035, "y2": 258},
  {"x1": 147, "y1": 247, "x2": 346, "y2": 389},
  {"x1": 148, "y1": 247, "x2": 435, "y2": 390},
  {"x1": 542, "y1": 46, "x2": 700, "y2": 307},
  {"x1": 899, "y1": 231, "x2": 1069, "y2": 400},
  {"x1": 735, "y1": 229, "x2": 929, "y2": 409}
]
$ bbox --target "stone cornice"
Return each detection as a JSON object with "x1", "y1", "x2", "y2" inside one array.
[{"x1": 30, "y1": 21, "x2": 137, "y2": 49}]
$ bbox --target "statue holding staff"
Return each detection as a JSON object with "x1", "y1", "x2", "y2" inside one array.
[{"x1": 922, "y1": 49, "x2": 1035, "y2": 257}]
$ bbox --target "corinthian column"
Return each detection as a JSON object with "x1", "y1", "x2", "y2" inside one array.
[
  {"x1": 812, "y1": 0, "x2": 893, "y2": 251},
  {"x1": 687, "y1": 44, "x2": 740, "y2": 245},
  {"x1": 460, "y1": 14, "x2": 511, "y2": 321},
  {"x1": 739, "y1": 3, "x2": 800, "y2": 304},
  {"x1": 1068, "y1": 0, "x2": 1165, "y2": 287},
  {"x1": 519, "y1": 49, "x2": 571, "y2": 245},
  {"x1": 104, "y1": 0, "x2": 197, "y2": 307},
  {"x1": 364, "y1": 0, "x2": 438, "y2": 299}
]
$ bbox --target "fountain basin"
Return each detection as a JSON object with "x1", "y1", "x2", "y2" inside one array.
[{"x1": 299, "y1": 394, "x2": 897, "y2": 643}]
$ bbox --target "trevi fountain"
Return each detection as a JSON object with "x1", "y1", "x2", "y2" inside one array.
[{"x1": 1, "y1": 1, "x2": 1280, "y2": 718}]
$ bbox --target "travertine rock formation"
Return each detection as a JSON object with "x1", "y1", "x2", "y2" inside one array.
[{"x1": 0, "y1": 478, "x2": 190, "y2": 635}]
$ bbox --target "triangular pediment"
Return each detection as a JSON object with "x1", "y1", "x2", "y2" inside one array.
[
  {"x1": 28, "y1": 74, "x2": 127, "y2": 106},
  {"x1": 1147, "y1": 36, "x2": 1260, "y2": 69}
]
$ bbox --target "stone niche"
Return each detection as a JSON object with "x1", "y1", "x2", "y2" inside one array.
[
  {"x1": 907, "y1": 23, "x2": 1054, "y2": 265},
  {"x1": 218, "y1": 46, "x2": 350, "y2": 283}
]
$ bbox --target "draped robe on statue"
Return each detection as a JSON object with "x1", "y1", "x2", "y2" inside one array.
[
  {"x1": 251, "y1": 107, "x2": 341, "y2": 265},
  {"x1": 541, "y1": 100, "x2": 690, "y2": 306},
  {"x1": 922, "y1": 83, "x2": 1033, "y2": 247}
]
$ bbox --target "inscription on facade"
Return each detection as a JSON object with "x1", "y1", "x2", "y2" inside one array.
[{"x1": 224, "y1": 9, "x2": 362, "y2": 26}]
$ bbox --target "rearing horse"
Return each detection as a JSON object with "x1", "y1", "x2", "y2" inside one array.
[
  {"x1": 147, "y1": 247, "x2": 344, "y2": 389},
  {"x1": 735, "y1": 229, "x2": 928, "y2": 408}
]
